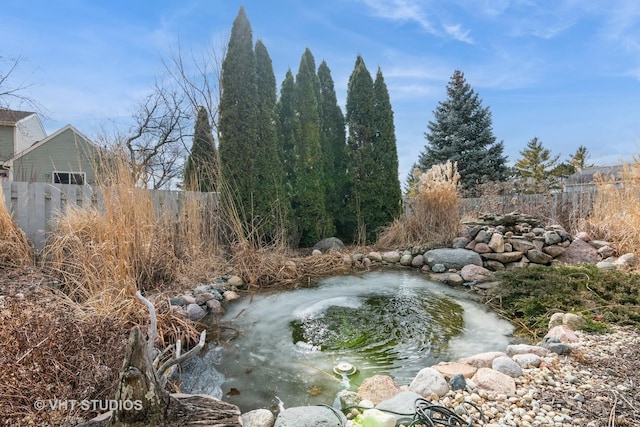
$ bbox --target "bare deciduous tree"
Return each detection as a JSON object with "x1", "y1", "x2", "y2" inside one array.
[{"x1": 0, "y1": 55, "x2": 42, "y2": 113}]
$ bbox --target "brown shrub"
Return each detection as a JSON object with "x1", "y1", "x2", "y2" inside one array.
[{"x1": 377, "y1": 161, "x2": 461, "y2": 248}]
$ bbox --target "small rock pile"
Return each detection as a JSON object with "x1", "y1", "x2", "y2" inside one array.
[{"x1": 168, "y1": 275, "x2": 243, "y2": 322}]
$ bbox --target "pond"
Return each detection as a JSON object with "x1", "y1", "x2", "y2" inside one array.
[{"x1": 179, "y1": 270, "x2": 514, "y2": 413}]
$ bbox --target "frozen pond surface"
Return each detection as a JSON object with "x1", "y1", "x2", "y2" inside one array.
[{"x1": 180, "y1": 270, "x2": 514, "y2": 412}]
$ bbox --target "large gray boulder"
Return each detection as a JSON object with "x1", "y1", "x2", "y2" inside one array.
[
  {"x1": 423, "y1": 248, "x2": 482, "y2": 270},
  {"x1": 555, "y1": 239, "x2": 599, "y2": 264},
  {"x1": 313, "y1": 237, "x2": 345, "y2": 252}
]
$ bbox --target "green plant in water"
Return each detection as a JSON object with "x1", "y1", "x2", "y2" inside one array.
[{"x1": 487, "y1": 264, "x2": 640, "y2": 339}]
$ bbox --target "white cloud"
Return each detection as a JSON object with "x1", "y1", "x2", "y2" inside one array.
[{"x1": 443, "y1": 24, "x2": 474, "y2": 44}]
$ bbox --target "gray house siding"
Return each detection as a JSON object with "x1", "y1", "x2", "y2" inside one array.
[
  {"x1": 11, "y1": 127, "x2": 98, "y2": 184},
  {"x1": 0, "y1": 126, "x2": 14, "y2": 161}
]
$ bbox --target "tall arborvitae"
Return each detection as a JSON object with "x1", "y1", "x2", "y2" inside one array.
[
  {"x1": 277, "y1": 69, "x2": 298, "y2": 200},
  {"x1": 416, "y1": 70, "x2": 508, "y2": 195},
  {"x1": 317, "y1": 60, "x2": 349, "y2": 237},
  {"x1": 184, "y1": 106, "x2": 217, "y2": 192},
  {"x1": 218, "y1": 6, "x2": 259, "y2": 221},
  {"x1": 253, "y1": 39, "x2": 288, "y2": 240},
  {"x1": 291, "y1": 48, "x2": 334, "y2": 246},
  {"x1": 345, "y1": 55, "x2": 379, "y2": 242},
  {"x1": 373, "y1": 68, "x2": 403, "y2": 224}
]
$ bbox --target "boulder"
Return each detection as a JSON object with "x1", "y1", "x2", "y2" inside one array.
[
  {"x1": 458, "y1": 351, "x2": 507, "y2": 369},
  {"x1": 555, "y1": 239, "x2": 599, "y2": 264},
  {"x1": 432, "y1": 362, "x2": 477, "y2": 379},
  {"x1": 411, "y1": 255, "x2": 425, "y2": 268},
  {"x1": 460, "y1": 264, "x2": 492, "y2": 282},
  {"x1": 527, "y1": 249, "x2": 553, "y2": 265},
  {"x1": 376, "y1": 391, "x2": 424, "y2": 421},
  {"x1": 512, "y1": 353, "x2": 542, "y2": 369},
  {"x1": 545, "y1": 325, "x2": 579, "y2": 343},
  {"x1": 382, "y1": 251, "x2": 401, "y2": 263},
  {"x1": 423, "y1": 248, "x2": 482, "y2": 270},
  {"x1": 242, "y1": 409, "x2": 275, "y2": 427},
  {"x1": 313, "y1": 237, "x2": 345, "y2": 252},
  {"x1": 487, "y1": 233, "x2": 505, "y2": 253},
  {"x1": 491, "y1": 356, "x2": 523, "y2": 378},
  {"x1": 471, "y1": 368, "x2": 516, "y2": 396},
  {"x1": 357, "y1": 375, "x2": 401, "y2": 405},
  {"x1": 481, "y1": 251, "x2": 524, "y2": 263},
  {"x1": 408, "y1": 367, "x2": 449, "y2": 397}
]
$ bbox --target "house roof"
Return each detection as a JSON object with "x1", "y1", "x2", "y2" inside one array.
[
  {"x1": 564, "y1": 165, "x2": 625, "y2": 185},
  {"x1": 5, "y1": 124, "x2": 97, "y2": 163},
  {"x1": 0, "y1": 109, "x2": 36, "y2": 125}
]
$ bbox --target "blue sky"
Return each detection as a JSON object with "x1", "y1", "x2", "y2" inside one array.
[{"x1": 3, "y1": 0, "x2": 640, "y2": 182}]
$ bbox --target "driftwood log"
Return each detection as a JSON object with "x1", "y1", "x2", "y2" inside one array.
[{"x1": 79, "y1": 292, "x2": 241, "y2": 427}]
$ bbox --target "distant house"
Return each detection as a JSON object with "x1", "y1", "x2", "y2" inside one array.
[
  {"x1": 0, "y1": 109, "x2": 99, "y2": 184},
  {"x1": 562, "y1": 165, "x2": 625, "y2": 193}
]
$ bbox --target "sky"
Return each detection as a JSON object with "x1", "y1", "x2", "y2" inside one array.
[{"x1": 3, "y1": 0, "x2": 640, "y2": 183}]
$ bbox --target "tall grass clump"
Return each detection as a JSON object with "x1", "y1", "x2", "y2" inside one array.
[
  {"x1": 43, "y1": 155, "x2": 183, "y2": 322},
  {"x1": 377, "y1": 161, "x2": 461, "y2": 248},
  {"x1": 580, "y1": 159, "x2": 640, "y2": 256},
  {"x1": 0, "y1": 183, "x2": 33, "y2": 268}
]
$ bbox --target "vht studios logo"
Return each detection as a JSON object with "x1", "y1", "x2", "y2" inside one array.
[{"x1": 34, "y1": 399, "x2": 143, "y2": 411}]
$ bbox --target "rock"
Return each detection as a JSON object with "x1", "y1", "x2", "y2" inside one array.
[
  {"x1": 170, "y1": 296, "x2": 187, "y2": 306},
  {"x1": 485, "y1": 260, "x2": 505, "y2": 271},
  {"x1": 444, "y1": 273, "x2": 464, "y2": 286},
  {"x1": 206, "y1": 299, "x2": 223, "y2": 315},
  {"x1": 475, "y1": 229, "x2": 489, "y2": 243},
  {"x1": 411, "y1": 255, "x2": 424, "y2": 268},
  {"x1": 597, "y1": 246, "x2": 616, "y2": 258},
  {"x1": 556, "y1": 239, "x2": 599, "y2": 264},
  {"x1": 342, "y1": 255, "x2": 353, "y2": 266},
  {"x1": 195, "y1": 291, "x2": 215, "y2": 304},
  {"x1": 452, "y1": 237, "x2": 470, "y2": 249},
  {"x1": 432, "y1": 263, "x2": 446, "y2": 273},
  {"x1": 336, "y1": 390, "x2": 361, "y2": 409},
  {"x1": 527, "y1": 249, "x2": 553, "y2": 265},
  {"x1": 423, "y1": 248, "x2": 483, "y2": 270},
  {"x1": 375, "y1": 391, "x2": 423, "y2": 420},
  {"x1": 181, "y1": 294, "x2": 196, "y2": 305},
  {"x1": 548, "y1": 312, "x2": 565, "y2": 329},
  {"x1": 458, "y1": 351, "x2": 507, "y2": 369},
  {"x1": 543, "y1": 245, "x2": 566, "y2": 258},
  {"x1": 460, "y1": 264, "x2": 492, "y2": 282},
  {"x1": 543, "y1": 231, "x2": 562, "y2": 246},
  {"x1": 575, "y1": 231, "x2": 591, "y2": 241},
  {"x1": 432, "y1": 362, "x2": 477, "y2": 379},
  {"x1": 512, "y1": 353, "x2": 542, "y2": 368},
  {"x1": 506, "y1": 344, "x2": 549, "y2": 357},
  {"x1": 481, "y1": 251, "x2": 524, "y2": 263},
  {"x1": 399, "y1": 254, "x2": 413, "y2": 266},
  {"x1": 311, "y1": 249, "x2": 322, "y2": 256},
  {"x1": 508, "y1": 238, "x2": 536, "y2": 252},
  {"x1": 545, "y1": 342, "x2": 571, "y2": 355},
  {"x1": 408, "y1": 367, "x2": 449, "y2": 397},
  {"x1": 227, "y1": 275, "x2": 244, "y2": 287},
  {"x1": 545, "y1": 325, "x2": 579, "y2": 343},
  {"x1": 357, "y1": 375, "x2": 401, "y2": 405},
  {"x1": 274, "y1": 405, "x2": 346, "y2": 427},
  {"x1": 313, "y1": 237, "x2": 345, "y2": 252},
  {"x1": 488, "y1": 233, "x2": 505, "y2": 253},
  {"x1": 186, "y1": 303, "x2": 206, "y2": 321},
  {"x1": 242, "y1": 408, "x2": 275, "y2": 427},
  {"x1": 473, "y1": 242, "x2": 491, "y2": 253},
  {"x1": 614, "y1": 253, "x2": 638, "y2": 271},
  {"x1": 596, "y1": 261, "x2": 617, "y2": 270},
  {"x1": 223, "y1": 290, "x2": 240, "y2": 301},
  {"x1": 563, "y1": 313, "x2": 586, "y2": 330},
  {"x1": 368, "y1": 251, "x2": 383, "y2": 262},
  {"x1": 382, "y1": 251, "x2": 401, "y2": 263},
  {"x1": 491, "y1": 356, "x2": 523, "y2": 378},
  {"x1": 471, "y1": 368, "x2": 516, "y2": 396},
  {"x1": 589, "y1": 240, "x2": 611, "y2": 249},
  {"x1": 449, "y1": 374, "x2": 467, "y2": 391}
]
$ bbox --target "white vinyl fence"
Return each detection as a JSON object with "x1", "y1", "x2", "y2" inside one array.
[{"x1": 1, "y1": 180, "x2": 216, "y2": 250}]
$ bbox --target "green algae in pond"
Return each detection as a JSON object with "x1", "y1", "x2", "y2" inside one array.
[{"x1": 290, "y1": 292, "x2": 465, "y2": 354}]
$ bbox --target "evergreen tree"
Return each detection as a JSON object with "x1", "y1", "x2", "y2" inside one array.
[
  {"x1": 184, "y1": 106, "x2": 217, "y2": 192},
  {"x1": 317, "y1": 60, "x2": 349, "y2": 237},
  {"x1": 277, "y1": 69, "x2": 298, "y2": 199},
  {"x1": 291, "y1": 48, "x2": 334, "y2": 246},
  {"x1": 253, "y1": 39, "x2": 288, "y2": 240},
  {"x1": 218, "y1": 6, "x2": 259, "y2": 219},
  {"x1": 416, "y1": 70, "x2": 508, "y2": 195},
  {"x1": 569, "y1": 145, "x2": 591, "y2": 171},
  {"x1": 373, "y1": 68, "x2": 403, "y2": 222},
  {"x1": 514, "y1": 137, "x2": 560, "y2": 182},
  {"x1": 346, "y1": 55, "x2": 388, "y2": 242}
]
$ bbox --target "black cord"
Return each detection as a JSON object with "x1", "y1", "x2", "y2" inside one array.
[{"x1": 339, "y1": 397, "x2": 485, "y2": 427}]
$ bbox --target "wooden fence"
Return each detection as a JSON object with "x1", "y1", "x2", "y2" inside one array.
[{"x1": 1, "y1": 180, "x2": 217, "y2": 250}]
